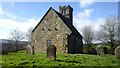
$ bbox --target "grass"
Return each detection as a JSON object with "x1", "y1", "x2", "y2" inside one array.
[{"x1": 1, "y1": 50, "x2": 119, "y2": 67}]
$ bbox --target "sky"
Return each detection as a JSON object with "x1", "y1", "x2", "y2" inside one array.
[{"x1": 0, "y1": 1, "x2": 118, "y2": 40}]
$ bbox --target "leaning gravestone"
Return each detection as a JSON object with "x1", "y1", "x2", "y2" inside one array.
[
  {"x1": 26, "y1": 45, "x2": 33, "y2": 55},
  {"x1": 115, "y1": 46, "x2": 120, "y2": 59},
  {"x1": 46, "y1": 44, "x2": 56, "y2": 60}
]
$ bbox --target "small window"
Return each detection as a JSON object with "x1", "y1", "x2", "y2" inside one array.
[
  {"x1": 66, "y1": 9, "x2": 69, "y2": 13},
  {"x1": 48, "y1": 29, "x2": 51, "y2": 31},
  {"x1": 55, "y1": 28, "x2": 58, "y2": 31},
  {"x1": 47, "y1": 40, "x2": 52, "y2": 46},
  {"x1": 62, "y1": 10, "x2": 65, "y2": 15},
  {"x1": 63, "y1": 10, "x2": 65, "y2": 15}
]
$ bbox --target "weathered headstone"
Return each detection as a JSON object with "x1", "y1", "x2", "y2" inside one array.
[
  {"x1": 26, "y1": 45, "x2": 33, "y2": 55},
  {"x1": 96, "y1": 45, "x2": 105, "y2": 55},
  {"x1": 98, "y1": 48, "x2": 105, "y2": 55},
  {"x1": 46, "y1": 44, "x2": 56, "y2": 60},
  {"x1": 115, "y1": 46, "x2": 120, "y2": 59},
  {"x1": 103, "y1": 47, "x2": 108, "y2": 54}
]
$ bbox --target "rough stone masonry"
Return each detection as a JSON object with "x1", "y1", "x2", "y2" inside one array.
[{"x1": 31, "y1": 5, "x2": 83, "y2": 54}]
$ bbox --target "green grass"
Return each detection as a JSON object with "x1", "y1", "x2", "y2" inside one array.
[{"x1": 1, "y1": 50, "x2": 119, "y2": 67}]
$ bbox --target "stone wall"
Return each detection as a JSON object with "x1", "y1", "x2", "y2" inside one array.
[
  {"x1": 32, "y1": 9, "x2": 71, "y2": 53},
  {"x1": 67, "y1": 33, "x2": 83, "y2": 53}
]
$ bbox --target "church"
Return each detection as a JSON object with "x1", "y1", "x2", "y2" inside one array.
[{"x1": 31, "y1": 5, "x2": 83, "y2": 54}]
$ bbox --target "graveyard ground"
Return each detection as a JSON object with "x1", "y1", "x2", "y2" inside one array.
[{"x1": 1, "y1": 50, "x2": 119, "y2": 67}]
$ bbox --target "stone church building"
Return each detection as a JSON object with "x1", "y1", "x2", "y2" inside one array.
[{"x1": 31, "y1": 5, "x2": 83, "y2": 54}]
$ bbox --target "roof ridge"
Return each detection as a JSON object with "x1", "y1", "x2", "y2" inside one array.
[
  {"x1": 32, "y1": 7, "x2": 53, "y2": 32},
  {"x1": 53, "y1": 9, "x2": 82, "y2": 38},
  {"x1": 32, "y1": 6, "x2": 82, "y2": 38}
]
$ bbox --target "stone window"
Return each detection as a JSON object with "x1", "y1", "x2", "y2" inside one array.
[
  {"x1": 42, "y1": 29, "x2": 44, "y2": 30},
  {"x1": 47, "y1": 40, "x2": 52, "y2": 46},
  {"x1": 55, "y1": 28, "x2": 58, "y2": 31},
  {"x1": 62, "y1": 10, "x2": 65, "y2": 15},
  {"x1": 48, "y1": 29, "x2": 51, "y2": 31}
]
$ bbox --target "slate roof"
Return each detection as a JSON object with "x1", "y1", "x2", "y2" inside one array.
[{"x1": 32, "y1": 7, "x2": 83, "y2": 38}]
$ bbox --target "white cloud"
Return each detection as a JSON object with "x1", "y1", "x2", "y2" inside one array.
[
  {"x1": 75, "y1": 1, "x2": 105, "y2": 35},
  {"x1": 11, "y1": 2, "x2": 15, "y2": 8},
  {"x1": 73, "y1": 8, "x2": 105, "y2": 34},
  {"x1": 75, "y1": 9, "x2": 93, "y2": 19},
  {"x1": 0, "y1": 3, "x2": 39, "y2": 39},
  {"x1": 80, "y1": 0, "x2": 95, "y2": 8},
  {"x1": 4, "y1": 11, "x2": 18, "y2": 19},
  {"x1": 0, "y1": 18, "x2": 39, "y2": 39},
  {"x1": 0, "y1": 5, "x2": 4, "y2": 15},
  {"x1": 0, "y1": 3, "x2": 18, "y2": 20}
]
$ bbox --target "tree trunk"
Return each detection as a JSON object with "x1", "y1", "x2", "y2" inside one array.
[
  {"x1": 110, "y1": 43, "x2": 114, "y2": 55},
  {"x1": 15, "y1": 41, "x2": 18, "y2": 52}
]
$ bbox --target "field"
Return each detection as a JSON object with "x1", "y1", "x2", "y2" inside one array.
[{"x1": 1, "y1": 50, "x2": 119, "y2": 67}]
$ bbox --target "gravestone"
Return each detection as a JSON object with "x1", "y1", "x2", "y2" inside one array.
[
  {"x1": 115, "y1": 46, "x2": 120, "y2": 59},
  {"x1": 103, "y1": 47, "x2": 108, "y2": 54},
  {"x1": 96, "y1": 45, "x2": 105, "y2": 55},
  {"x1": 98, "y1": 48, "x2": 105, "y2": 55},
  {"x1": 46, "y1": 44, "x2": 56, "y2": 60},
  {"x1": 26, "y1": 45, "x2": 33, "y2": 55},
  {"x1": 90, "y1": 48, "x2": 97, "y2": 55}
]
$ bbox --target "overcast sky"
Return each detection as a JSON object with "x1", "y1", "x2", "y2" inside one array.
[{"x1": 0, "y1": 0, "x2": 118, "y2": 39}]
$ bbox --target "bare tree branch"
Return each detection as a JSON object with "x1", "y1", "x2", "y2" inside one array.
[
  {"x1": 26, "y1": 27, "x2": 33, "y2": 42},
  {"x1": 10, "y1": 29, "x2": 25, "y2": 41},
  {"x1": 9, "y1": 29, "x2": 25, "y2": 52},
  {"x1": 97, "y1": 16, "x2": 118, "y2": 54},
  {"x1": 81, "y1": 25, "x2": 94, "y2": 45}
]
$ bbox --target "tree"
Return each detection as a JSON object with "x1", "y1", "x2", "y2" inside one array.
[
  {"x1": 118, "y1": 2, "x2": 120, "y2": 45},
  {"x1": 25, "y1": 27, "x2": 35, "y2": 55},
  {"x1": 97, "y1": 16, "x2": 118, "y2": 54},
  {"x1": 26, "y1": 27, "x2": 33, "y2": 42},
  {"x1": 9, "y1": 29, "x2": 25, "y2": 52},
  {"x1": 82, "y1": 25, "x2": 94, "y2": 45},
  {"x1": 81, "y1": 25, "x2": 94, "y2": 53}
]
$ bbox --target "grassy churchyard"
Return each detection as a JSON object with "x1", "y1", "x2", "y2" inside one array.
[{"x1": 1, "y1": 50, "x2": 119, "y2": 67}]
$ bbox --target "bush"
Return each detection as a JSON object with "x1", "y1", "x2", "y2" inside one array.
[{"x1": 83, "y1": 45, "x2": 91, "y2": 54}]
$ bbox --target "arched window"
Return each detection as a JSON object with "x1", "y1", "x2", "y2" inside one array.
[
  {"x1": 62, "y1": 10, "x2": 65, "y2": 15},
  {"x1": 47, "y1": 40, "x2": 52, "y2": 46}
]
